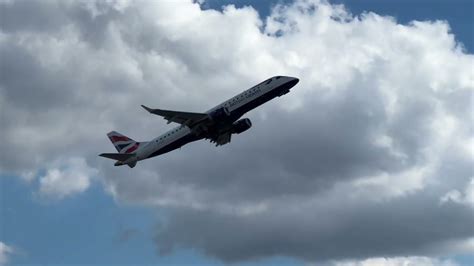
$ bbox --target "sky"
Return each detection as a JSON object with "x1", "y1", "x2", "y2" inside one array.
[{"x1": 0, "y1": 0, "x2": 473, "y2": 265}]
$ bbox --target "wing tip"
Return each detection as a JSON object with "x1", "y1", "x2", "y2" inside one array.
[{"x1": 141, "y1": 105, "x2": 153, "y2": 113}]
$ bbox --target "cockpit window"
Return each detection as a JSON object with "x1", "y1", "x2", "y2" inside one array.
[
  {"x1": 265, "y1": 78, "x2": 272, "y2": 85},
  {"x1": 276, "y1": 76, "x2": 282, "y2": 79}
]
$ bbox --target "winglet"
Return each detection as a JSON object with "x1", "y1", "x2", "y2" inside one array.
[{"x1": 141, "y1": 105, "x2": 153, "y2": 113}]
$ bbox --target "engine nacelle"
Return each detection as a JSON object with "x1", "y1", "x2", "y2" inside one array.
[
  {"x1": 232, "y1": 118, "x2": 252, "y2": 134},
  {"x1": 209, "y1": 106, "x2": 231, "y2": 122}
]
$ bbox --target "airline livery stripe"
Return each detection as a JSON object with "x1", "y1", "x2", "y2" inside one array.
[
  {"x1": 110, "y1": 136, "x2": 131, "y2": 142},
  {"x1": 113, "y1": 141, "x2": 134, "y2": 146},
  {"x1": 125, "y1": 143, "x2": 139, "y2": 153},
  {"x1": 116, "y1": 143, "x2": 130, "y2": 151}
]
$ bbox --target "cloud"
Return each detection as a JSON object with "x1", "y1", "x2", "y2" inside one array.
[
  {"x1": 38, "y1": 157, "x2": 98, "y2": 199},
  {"x1": 0, "y1": 242, "x2": 14, "y2": 266},
  {"x1": 441, "y1": 178, "x2": 474, "y2": 208},
  {"x1": 0, "y1": 0, "x2": 473, "y2": 263},
  {"x1": 331, "y1": 256, "x2": 458, "y2": 266}
]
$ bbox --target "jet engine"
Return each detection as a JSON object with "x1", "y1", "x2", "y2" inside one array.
[
  {"x1": 232, "y1": 118, "x2": 252, "y2": 134},
  {"x1": 209, "y1": 106, "x2": 231, "y2": 122}
]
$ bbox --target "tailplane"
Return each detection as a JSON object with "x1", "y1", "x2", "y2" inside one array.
[
  {"x1": 99, "y1": 153, "x2": 135, "y2": 161},
  {"x1": 100, "y1": 131, "x2": 142, "y2": 168},
  {"x1": 98, "y1": 152, "x2": 137, "y2": 168}
]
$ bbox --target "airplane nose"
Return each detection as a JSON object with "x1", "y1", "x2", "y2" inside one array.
[{"x1": 287, "y1": 77, "x2": 299, "y2": 88}]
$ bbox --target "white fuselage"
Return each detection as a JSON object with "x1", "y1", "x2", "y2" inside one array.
[{"x1": 132, "y1": 76, "x2": 299, "y2": 163}]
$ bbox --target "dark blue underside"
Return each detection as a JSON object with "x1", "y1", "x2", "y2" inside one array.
[{"x1": 147, "y1": 82, "x2": 294, "y2": 159}]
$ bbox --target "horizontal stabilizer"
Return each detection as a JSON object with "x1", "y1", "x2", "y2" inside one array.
[{"x1": 99, "y1": 153, "x2": 136, "y2": 161}]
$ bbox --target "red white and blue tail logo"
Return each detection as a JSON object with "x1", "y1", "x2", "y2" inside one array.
[{"x1": 107, "y1": 131, "x2": 140, "y2": 153}]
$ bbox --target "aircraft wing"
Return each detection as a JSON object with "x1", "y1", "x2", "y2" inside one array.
[{"x1": 141, "y1": 105, "x2": 208, "y2": 126}]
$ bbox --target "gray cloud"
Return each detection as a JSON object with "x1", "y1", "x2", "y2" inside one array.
[
  {"x1": 155, "y1": 195, "x2": 473, "y2": 262},
  {"x1": 1, "y1": 0, "x2": 473, "y2": 263},
  {"x1": 0, "y1": 0, "x2": 67, "y2": 34}
]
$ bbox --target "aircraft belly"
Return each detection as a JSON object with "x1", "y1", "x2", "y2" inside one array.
[
  {"x1": 147, "y1": 134, "x2": 200, "y2": 158},
  {"x1": 230, "y1": 89, "x2": 279, "y2": 118}
]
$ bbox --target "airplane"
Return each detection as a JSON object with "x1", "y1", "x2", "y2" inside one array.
[{"x1": 99, "y1": 76, "x2": 299, "y2": 168}]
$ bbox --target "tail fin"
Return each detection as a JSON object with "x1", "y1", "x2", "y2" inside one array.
[{"x1": 107, "y1": 131, "x2": 140, "y2": 153}]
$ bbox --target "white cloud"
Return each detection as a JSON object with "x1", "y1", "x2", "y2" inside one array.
[
  {"x1": 1, "y1": 0, "x2": 473, "y2": 263},
  {"x1": 0, "y1": 242, "x2": 14, "y2": 266},
  {"x1": 38, "y1": 157, "x2": 97, "y2": 199},
  {"x1": 332, "y1": 256, "x2": 458, "y2": 266},
  {"x1": 441, "y1": 178, "x2": 474, "y2": 208},
  {"x1": 352, "y1": 164, "x2": 432, "y2": 200}
]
